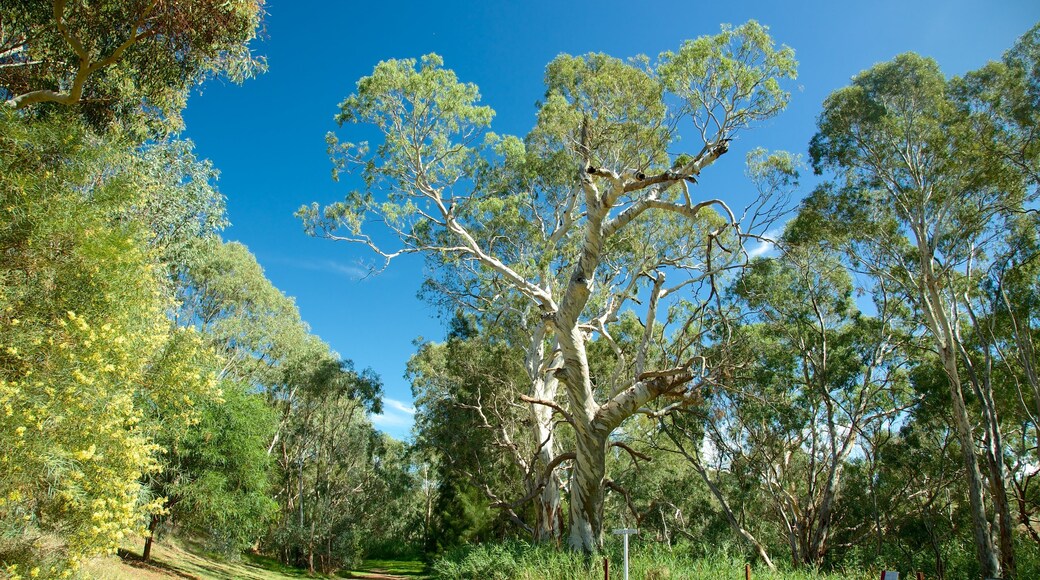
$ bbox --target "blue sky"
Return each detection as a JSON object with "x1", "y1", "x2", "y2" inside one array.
[{"x1": 180, "y1": 0, "x2": 1040, "y2": 440}]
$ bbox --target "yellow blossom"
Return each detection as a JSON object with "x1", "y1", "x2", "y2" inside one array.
[{"x1": 75, "y1": 445, "x2": 96, "y2": 461}]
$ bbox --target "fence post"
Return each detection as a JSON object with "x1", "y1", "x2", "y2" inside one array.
[
  {"x1": 745, "y1": 562, "x2": 751, "y2": 580},
  {"x1": 917, "y1": 573, "x2": 924, "y2": 580},
  {"x1": 603, "y1": 557, "x2": 609, "y2": 580}
]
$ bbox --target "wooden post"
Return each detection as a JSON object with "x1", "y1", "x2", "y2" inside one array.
[
  {"x1": 603, "y1": 557, "x2": 609, "y2": 580},
  {"x1": 917, "y1": 573, "x2": 924, "y2": 580},
  {"x1": 745, "y1": 562, "x2": 751, "y2": 580}
]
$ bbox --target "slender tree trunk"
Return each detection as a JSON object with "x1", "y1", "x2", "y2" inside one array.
[
  {"x1": 807, "y1": 434, "x2": 856, "y2": 567},
  {"x1": 526, "y1": 326, "x2": 564, "y2": 542},
  {"x1": 989, "y1": 452, "x2": 1016, "y2": 579},
  {"x1": 945, "y1": 352, "x2": 1001, "y2": 578},
  {"x1": 142, "y1": 513, "x2": 160, "y2": 561},
  {"x1": 533, "y1": 406, "x2": 563, "y2": 542},
  {"x1": 662, "y1": 423, "x2": 776, "y2": 569},
  {"x1": 963, "y1": 301, "x2": 1016, "y2": 579},
  {"x1": 914, "y1": 231, "x2": 1001, "y2": 579},
  {"x1": 701, "y1": 464, "x2": 776, "y2": 569}
]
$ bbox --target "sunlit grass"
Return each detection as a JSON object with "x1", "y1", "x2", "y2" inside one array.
[{"x1": 349, "y1": 558, "x2": 429, "y2": 575}]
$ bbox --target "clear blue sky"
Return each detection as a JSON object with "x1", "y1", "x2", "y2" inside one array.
[{"x1": 180, "y1": 0, "x2": 1040, "y2": 440}]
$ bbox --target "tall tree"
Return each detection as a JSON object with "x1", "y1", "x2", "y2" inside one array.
[
  {"x1": 806, "y1": 42, "x2": 1040, "y2": 576},
  {"x1": 301, "y1": 21, "x2": 797, "y2": 551},
  {"x1": 409, "y1": 315, "x2": 551, "y2": 542},
  {"x1": 665, "y1": 242, "x2": 913, "y2": 568}
]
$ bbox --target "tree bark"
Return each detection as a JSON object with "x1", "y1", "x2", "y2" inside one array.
[
  {"x1": 142, "y1": 513, "x2": 160, "y2": 561},
  {"x1": 568, "y1": 425, "x2": 608, "y2": 551},
  {"x1": 526, "y1": 325, "x2": 564, "y2": 542},
  {"x1": 914, "y1": 235, "x2": 1001, "y2": 579}
]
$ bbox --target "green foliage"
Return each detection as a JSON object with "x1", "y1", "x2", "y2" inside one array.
[
  {"x1": 129, "y1": 140, "x2": 229, "y2": 267},
  {"x1": 409, "y1": 320, "x2": 529, "y2": 552},
  {"x1": 150, "y1": 377, "x2": 279, "y2": 555},
  {"x1": 658, "y1": 20, "x2": 797, "y2": 133},
  {"x1": 431, "y1": 541, "x2": 866, "y2": 580},
  {"x1": 0, "y1": 110, "x2": 219, "y2": 573},
  {"x1": 0, "y1": 0, "x2": 266, "y2": 137}
]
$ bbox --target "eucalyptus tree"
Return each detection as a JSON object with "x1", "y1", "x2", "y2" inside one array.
[
  {"x1": 300, "y1": 21, "x2": 797, "y2": 551},
  {"x1": 409, "y1": 315, "x2": 553, "y2": 541},
  {"x1": 172, "y1": 237, "x2": 311, "y2": 394},
  {"x1": 0, "y1": 0, "x2": 265, "y2": 135},
  {"x1": 267, "y1": 356, "x2": 382, "y2": 574},
  {"x1": 806, "y1": 37, "x2": 1040, "y2": 576},
  {"x1": 956, "y1": 26, "x2": 1040, "y2": 542},
  {"x1": 955, "y1": 23, "x2": 1040, "y2": 189},
  {"x1": 986, "y1": 219, "x2": 1040, "y2": 538},
  {"x1": 661, "y1": 241, "x2": 913, "y2": 569}
]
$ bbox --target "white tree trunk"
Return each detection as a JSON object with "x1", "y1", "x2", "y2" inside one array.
[
  {"x1": 525, "y1": 324, "x2": 564, "y2": 542},
  {"x1": 568, "y1": 424, "x2": 608, "y2": 551},
  {"x1": 913, "y1": 230, "x2": 1001, "y2": 579}
]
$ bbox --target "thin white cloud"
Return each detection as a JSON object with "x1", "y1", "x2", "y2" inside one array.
[
  {"x1": 370, "y1": 411, "x2": 413, "y2": 429},
  {"x1": 369, "y1": 397, "x2": 417, "y2": 438},
  {"x1": 271, "y1": 256, "x2": 369, "y2": 280},
  {"x1": 747, "y1": 227, "x2": 784, "y2": 259},
  {"x1": 747, "y1": 239, "x2": 774, "y2": 259},
  {"x1": 384, "y1": 398, "x2": 417, "y2": 415},
  {"x1": 297, "y1": 258, "x2": 368, "y2": 280}
]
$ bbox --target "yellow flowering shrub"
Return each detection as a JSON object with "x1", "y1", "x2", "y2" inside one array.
[{"x1": 0, "y1": 111, "x2": 220, "y2": 574}]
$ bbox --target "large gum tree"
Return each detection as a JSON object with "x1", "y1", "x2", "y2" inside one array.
[{"x1": 300, "y1": 21, "x2": 797, "y2": 552}]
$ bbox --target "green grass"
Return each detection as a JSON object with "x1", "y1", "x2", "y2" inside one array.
[
  {"x1": 82, "y1": 537, "x2": 430, "y2": 580},
  {"x1": 344, "y1": 559, "x2": 430, "y2": 578}
]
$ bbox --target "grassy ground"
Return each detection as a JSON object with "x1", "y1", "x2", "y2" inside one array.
[
  {"x1": 79, "y1": 539, "x2": 428, "y2": 580},
  {"x1": 346, "y1": 559, "x2": 429, "y2": 579}
]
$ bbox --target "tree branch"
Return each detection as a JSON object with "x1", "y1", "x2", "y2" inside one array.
[
  {"x1": 611, "y1": 441, "x2": 652, "y2": 463},
  {"x1": 520, "y1": 394, "x2": 575, "y2": 427},
  {"x1": 7, "y1": 0, "x2": 159, "y2": 109}
]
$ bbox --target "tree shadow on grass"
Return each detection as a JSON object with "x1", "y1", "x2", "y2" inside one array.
[{"x1": 118, "y1": 548, "x2": 197, "y2": 580}]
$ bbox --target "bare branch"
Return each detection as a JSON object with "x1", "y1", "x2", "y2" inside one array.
[{"x1": 520, "y1": 394, "x2": 575, "y2": 428}]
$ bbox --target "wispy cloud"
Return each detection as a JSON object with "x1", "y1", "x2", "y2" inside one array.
[
  {"x1": 384, "y1": 398, "x2": 416, "y2": 415},
  {"x1": 282, "y1": 258, "x2": 369, "y2": 280},
  {"x1": 747, "y1": 228, "x2": 784, "y2": 259},
  {"x1": 369, "y1": 397, "x2": 416, "y2": 438},
  {"x1": 747, "y1": 239, "x2": 774, "y2": 259},
  {"x1": 370, "y1": 412, "x2": 414, "y2": 429}
]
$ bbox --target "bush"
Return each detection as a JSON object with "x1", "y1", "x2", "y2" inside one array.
[{"x1": 430, "y1": 540, "x2": 879, "y2": 580}]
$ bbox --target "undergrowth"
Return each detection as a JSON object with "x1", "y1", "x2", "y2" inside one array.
[{"x1": 430, "y1": 541, "x2": 880, "y2": 580}]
